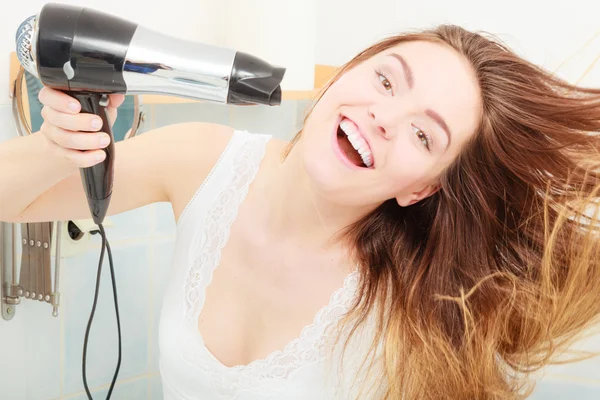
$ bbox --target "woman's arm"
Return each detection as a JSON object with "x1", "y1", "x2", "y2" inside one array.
[{"x1": 0, "y1": 121, "x2": 233, "y2": 223}]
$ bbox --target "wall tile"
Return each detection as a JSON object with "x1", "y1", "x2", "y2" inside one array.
[
  {"x1": 0, "y1": 320, "x2": 26, "y2": 399},
  {"x1": 64, "y1": 376, "x2": 148, "y2": 400},
  {"x1": 153, "y1": 202, "x2": 177, "y2": 238},
  {"x1": 295, "y1": 99, "x2": 313, "y2": 125},
  {"x1": 21, "y1": 300, "x2": 62, "y2": 400},
  {"x1": 93, "y1": 205, "x2": 154, "y2": 245},
  {"x1": 153, "y1": 102, "x2": 230, "y2": 130},
  {"x1": 0, "y1": 300, "x2": 60, "y2": 400},
  {"x1": 62, "y1": 244, "x2": 149, "y2": 395},
  {"x1": 229, "y1": 100, "x2": 300, "y2": 140},
  {"x1": 0, "y1": 104, "x2": 17, "y2": 143},
  {"x1": 149, "y1": 241, "x2": 175, "y2": 373},
  {"x1": 149, "y1": 374, "x2": 163, "y2": 400}
]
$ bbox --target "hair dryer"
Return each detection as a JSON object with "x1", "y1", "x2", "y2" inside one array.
[{"x1": 15, "y1": 2, "x2": 286, "y2": 226}]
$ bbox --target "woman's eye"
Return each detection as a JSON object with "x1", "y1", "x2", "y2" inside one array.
[
  {"x1": 377, "y1": 71, "x2": 393, "y2": 95},
  {"x1": 412, "y1": 125, "x2": 432, "y2": 152}
]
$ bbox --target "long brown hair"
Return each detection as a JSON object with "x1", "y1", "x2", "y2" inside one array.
[{"x1": 288, "y1": 25, "x2": 600, "y2": 399}]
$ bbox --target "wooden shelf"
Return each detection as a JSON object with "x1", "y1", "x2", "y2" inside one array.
[{"x1": 140, "y1": 90, "x2": 321, "y2": 104}]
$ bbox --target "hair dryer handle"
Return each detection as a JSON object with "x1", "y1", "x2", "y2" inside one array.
[{"x1": 65, "y1": 92, "x2": 115, "y2": 225}]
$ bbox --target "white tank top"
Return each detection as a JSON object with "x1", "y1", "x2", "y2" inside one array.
[{"x1": 156, "y1": 130, "x2": 382, "y2": 400}]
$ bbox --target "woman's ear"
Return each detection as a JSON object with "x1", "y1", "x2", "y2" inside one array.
[{"x1": 396, "y1": 184, "x2": 440, "y2": 207}]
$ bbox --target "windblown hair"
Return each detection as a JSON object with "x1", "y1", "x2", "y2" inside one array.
[{"x1": 288, "y1": 25, "x2": 600, "y2": 399}]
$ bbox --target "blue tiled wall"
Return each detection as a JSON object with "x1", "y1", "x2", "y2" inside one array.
[{"x1": 1, "y1": 97, "x2": 599, "y2": 400}]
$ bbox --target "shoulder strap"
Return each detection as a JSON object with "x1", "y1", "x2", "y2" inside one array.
[
  {"x1": 182, "y1": 129, "x2": 271, "y2": 317},
  {"x1": 176, "y1": 130, "x2": 271, "y2": 228}
]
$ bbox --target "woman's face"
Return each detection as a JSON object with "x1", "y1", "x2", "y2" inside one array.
[{"x1": 299, "y1": 40, "x2": 482, "y2": 208}]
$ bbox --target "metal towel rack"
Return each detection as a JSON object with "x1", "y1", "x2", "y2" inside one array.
[{"x1": 1, "y1": 65, "x2": 143, "y2": 321}]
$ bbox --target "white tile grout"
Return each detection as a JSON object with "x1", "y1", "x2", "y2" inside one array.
[
  {"x1": 59, "y1": 249, "x2": 65, "y2": 398},
  {"x1": 147, "y1": 205, "x2": 157, "y2": 400},
  {"x1": 150, "y1": 104, "x2": 156, "y2": 132},
  {"x1": 148, "y1": 107, "x2": 158, "y2": 400}
]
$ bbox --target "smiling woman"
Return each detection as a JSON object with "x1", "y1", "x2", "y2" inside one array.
[
  {"x1": 283, "y1": 25, "x2": 600, "y2": 399},
  {"x1": 3, "y1": 22, "x2": 600, "y2": 400}
]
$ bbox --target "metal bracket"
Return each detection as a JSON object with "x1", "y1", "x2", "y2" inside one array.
[
  {"x1": 1, "y1": 222, "x2": 19, "y2": 320},
  {"x1": 3, "y1": 62, "x2": 138, "y2": 321},
  {"x1": 1, "y1": 221, "x2": 62, "y2": 320}
]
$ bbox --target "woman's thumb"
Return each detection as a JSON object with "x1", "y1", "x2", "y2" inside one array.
[
  {"x1": 106, "y1": 107, "x2": 118, "y2": 127},
  {"x1": 108, "y1": 93, "x2": 126, "y2": 108},
  {"x1": 104, "y1": 93, "x2": 125, "y2": 127}
]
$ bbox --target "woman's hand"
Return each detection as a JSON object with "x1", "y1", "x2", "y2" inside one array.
[{"x1": 38, "y1": 86, "x2": 125, "y2": 168}]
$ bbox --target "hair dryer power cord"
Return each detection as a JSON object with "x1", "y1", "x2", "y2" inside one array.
[{"x1": 82, "y1": 224, "x2": 122, "y2": 399}]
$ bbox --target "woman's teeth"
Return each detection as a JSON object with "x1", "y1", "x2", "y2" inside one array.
[{"x1": 340, "y1": 119, "x2": 373, "y2": 168}]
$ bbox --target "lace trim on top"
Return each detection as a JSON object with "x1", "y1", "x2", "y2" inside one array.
[
  {"x1": 180, "y1": 131, "x2": 359, "y2": 395},
  {"x1": 182, "y1": 131, "x2": 262, "y2": 317}
]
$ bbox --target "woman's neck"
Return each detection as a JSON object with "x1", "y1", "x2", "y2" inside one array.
[{"x1": 255, "y1": 140, "x2": 374, "y2": 249}]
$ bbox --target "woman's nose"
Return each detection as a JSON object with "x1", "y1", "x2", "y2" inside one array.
[
  {"x1": 368, "y1": 109, "x2": 388, "y2": 138},
  {"x1": 368, "y1": 104, "x2": 397, "y2": 139}
]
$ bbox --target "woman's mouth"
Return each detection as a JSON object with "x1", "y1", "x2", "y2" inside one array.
[{"x1": 334, "y1": 117, "x2": 374, "y2": 169}]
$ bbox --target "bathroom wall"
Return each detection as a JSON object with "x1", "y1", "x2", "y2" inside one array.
[{"x1": 315, "y1": 0, "x2": 600, "y2": 87}]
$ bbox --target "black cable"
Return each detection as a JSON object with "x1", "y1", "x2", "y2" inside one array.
[{"x1": 82, "y1": 224, "x2": 122, "y2": 399}]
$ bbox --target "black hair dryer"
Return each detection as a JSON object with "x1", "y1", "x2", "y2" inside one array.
[{"x1": 15, "y1": 2, "x2": 286, "y2": 225}]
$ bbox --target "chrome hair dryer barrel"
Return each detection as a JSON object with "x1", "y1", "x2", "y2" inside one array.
[{"x1": 16, "y1": 2, "x2": 286, "y2": 225}]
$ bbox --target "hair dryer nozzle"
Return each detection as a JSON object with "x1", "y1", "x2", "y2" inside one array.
[{"x1": 227, "y1": 52, "x2": 286, "y2": 106}]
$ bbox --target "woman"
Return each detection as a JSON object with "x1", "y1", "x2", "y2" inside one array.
[{"x1": 1, "y1": 24, "x2": 600, "y2": 399}]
